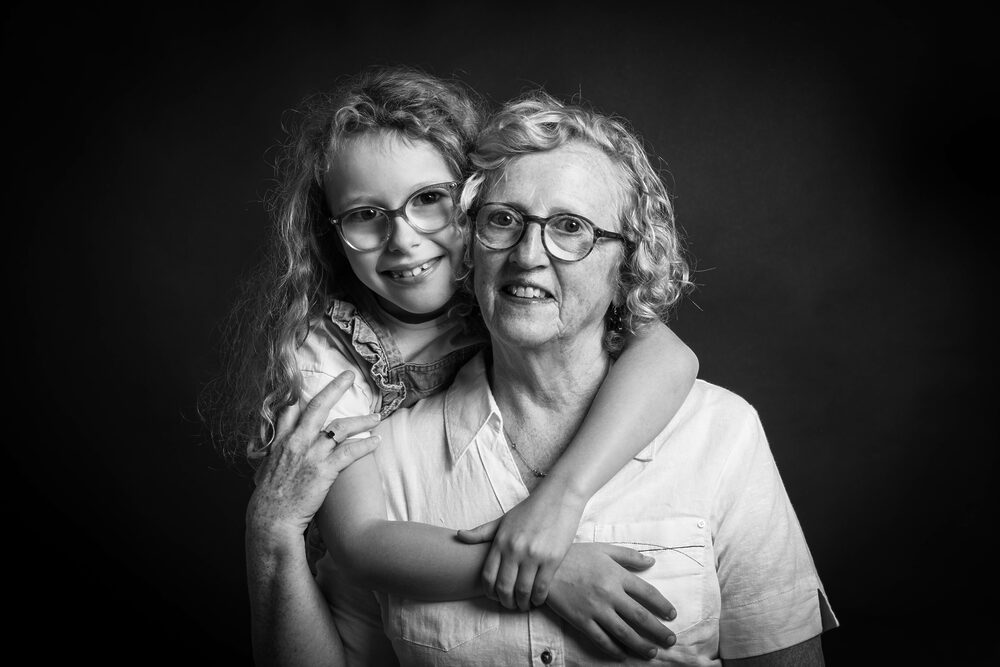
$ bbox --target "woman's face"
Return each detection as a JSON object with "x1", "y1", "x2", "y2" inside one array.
[
  {"x1": 323, "y1": 132, "x2": 466, "y2": 322},
  {"x1": 473, "y1": 142, "x2": 623, "y2": 351}
]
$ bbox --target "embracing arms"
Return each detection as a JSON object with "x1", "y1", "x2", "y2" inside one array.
[{"x1": 457, "y1": 321, "x2": 698, "y2": 608}]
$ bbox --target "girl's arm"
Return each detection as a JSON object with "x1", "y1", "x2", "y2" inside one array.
[
  {"x1": 318, "y1": 436, "x2": 678, "y2": 659},
  {"x1": 457, "y1": 321, "x2": 698, "y2": 610}
]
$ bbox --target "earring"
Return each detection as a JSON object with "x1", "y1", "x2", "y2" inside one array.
[{"x1": 607, "y1": 304, "x2": 625, "y2": 333}]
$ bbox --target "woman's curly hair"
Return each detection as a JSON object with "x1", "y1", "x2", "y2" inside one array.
[
  {"x1": 458, "y1": 90, "x2": 692, "y2": 354},
  {"x1": 200, "y1": 65, "x2": 485, "y2": 466}
]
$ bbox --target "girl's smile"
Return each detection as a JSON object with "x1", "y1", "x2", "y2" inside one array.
[{"x1": 324, "y1": 132, "x2": 465, "y2": 322}]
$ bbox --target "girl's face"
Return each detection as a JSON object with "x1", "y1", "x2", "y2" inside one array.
[{"x1": 323, "y1": 133, "x2": 466, "y2": 322}]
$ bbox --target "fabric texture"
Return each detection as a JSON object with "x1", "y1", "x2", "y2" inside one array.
[
  {"x1": 297, "y1": 297, "x2": 486, "y2": 574},
  {"x1": 321, "y1": 352, "x2": 838, "y2": 665}
]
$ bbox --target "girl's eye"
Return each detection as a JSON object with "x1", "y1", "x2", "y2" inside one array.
[
  {"x1": 343, "y1": 208, "x2": 383, "y2": 225},
  {"x1": 414, "y1": 191, "x2": 443, "y2": 206}
]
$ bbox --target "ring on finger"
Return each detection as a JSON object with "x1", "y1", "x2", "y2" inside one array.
[{"x1": 322, "y1": 429, "x2": 338, "y2": 444}]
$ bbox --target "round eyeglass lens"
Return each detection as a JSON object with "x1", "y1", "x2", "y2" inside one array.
[
  {"x1": 341, "y1": 209, "x2": 390, "y2": 250},
  {"x1": 545, "y1": 215, "x2": 595, "y2": 261},
  {"x1": 405, "y1": 185, "x2": 456, "y2": 232}
]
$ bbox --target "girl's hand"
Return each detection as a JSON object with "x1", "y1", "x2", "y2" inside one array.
[
  {"x1": 246, "y1": 371, "x2": 380, "y2": 545},
  {"x1": 456, "y1": 482, "x2": 584, "y2": 610},
  {"x1": 546, "y1": 543, "x2": 678, "y2": 661}
]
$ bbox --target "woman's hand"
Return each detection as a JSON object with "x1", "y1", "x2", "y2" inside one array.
[
  {"x1": 246, "y1": 371, "x2": 381, "y2": 546},
  {"x1": 545, "y1": 543, "x2": 677, "y2": 661},
  {"x1": 456, "y1": 481, "x2": 585, "y2": 610}
]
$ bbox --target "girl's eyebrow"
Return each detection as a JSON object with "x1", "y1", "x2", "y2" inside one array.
[{"x1": 339, "y1": 180, "x2": 457, "y2": 210}]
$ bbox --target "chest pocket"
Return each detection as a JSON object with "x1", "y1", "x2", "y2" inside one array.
[
  {"x1": 384, "y1": 594, "x2": 499, "y2": 652},
  {"x1": 593, "y1": 517, "x2": 712, "y2": 635}
]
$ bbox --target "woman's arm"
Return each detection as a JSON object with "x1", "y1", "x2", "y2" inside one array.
[
  {"x1": 246, "y1": 373, "x2": 381, "y2": 667},
  {"x1": 458, "y1": 321, "x2": 698, "y2": 610}
]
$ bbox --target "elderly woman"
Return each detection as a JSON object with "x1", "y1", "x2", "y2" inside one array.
[{"x1": 314, "y1": 92, "x2": 839, "y2": 665}]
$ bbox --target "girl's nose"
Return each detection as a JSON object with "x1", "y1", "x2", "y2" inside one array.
[{"x1": 385, "y1": 214, "x2": 422, "y2": 252}]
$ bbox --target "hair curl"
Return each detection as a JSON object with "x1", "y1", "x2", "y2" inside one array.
[
  {"x1": 200, "y1": 65, "x2": 485, "y2": 466},
  {"x1": 458, "y1": 90, "x2": 692, "y2": 354}
]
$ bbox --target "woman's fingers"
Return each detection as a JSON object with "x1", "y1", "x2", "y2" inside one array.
[
  {"x1": 326, "y1": 435, "x2": 381, "y2": 472},
  {"x1": 455, "y1": 519, "x2": 500, "y2": 544},
  {"x1": 322, "y1": 413, "x2": 381, "y2": 442},
  {"x1": 275, "y1": 401, "x2": 301, "y2": 440},
  {"x1": 299, "y1": 371, "x2": 356, "y2": 432}
]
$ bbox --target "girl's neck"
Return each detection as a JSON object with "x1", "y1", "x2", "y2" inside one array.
[{"x1": 374, "y1": 294, "x2": 452, "y2": 325}]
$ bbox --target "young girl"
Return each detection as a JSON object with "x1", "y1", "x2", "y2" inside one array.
[{"x1": 217, "y1": 65, "x2": 697, "y2": 663}]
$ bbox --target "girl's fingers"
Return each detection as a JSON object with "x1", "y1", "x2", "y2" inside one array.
[
  {"x1": 598, "y1": 614, "x2": 658, "y2": 660},
  {"x1": 493, "y1": 558, "x2": 518, "y2": 610},
  {"x1": 300, "y1": 372, "x2": 356, "y2": 432},
  {"x1": 455, "y1": 519, "x2": 500, "y2": 544},
  {"x1": 321, "y1": 413, "x2": 381, "y2": 442},
  {"x1": 327, "y1": 435, "x2": 381, "y2": 472},
  {"x1": 581, "y1": 620, "x2": 626, "y2": 661},
  {"x1": 530, "y1": 563, "x2": 555, "y2": 607},
  {"x1": 480, "y1": 549, "x2": 501, "y2": 601},
  {"x1": 513, "y1": 563, "x2": 539, "y2": 611}
]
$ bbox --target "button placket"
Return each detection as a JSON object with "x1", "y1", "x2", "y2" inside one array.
[{"x1": 528, "y1": 610, "x2": 564, "y2": 666}]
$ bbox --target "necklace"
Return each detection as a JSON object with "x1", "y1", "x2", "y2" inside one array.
[{"x1": 502, "y1": 426, "x2": 548, "y2": 478}]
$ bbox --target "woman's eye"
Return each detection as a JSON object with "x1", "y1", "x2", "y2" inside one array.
[
  {"x1": 489, "y1": 211, "x2": 517, "y2": 227},
  {"x1": 556, "y1": 217, "x2": 584, "y2": 234}
]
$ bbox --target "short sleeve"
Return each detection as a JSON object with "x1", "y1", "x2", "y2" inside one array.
[
  {"x1": 712, "y1": 408, "x2": 838, "y2": 659},
  {"x1": 296, "y1": 321, "x2": 379, "y2": 432}
]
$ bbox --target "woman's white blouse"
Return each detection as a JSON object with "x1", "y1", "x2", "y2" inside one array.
[{"x1": 319, "y1": 353, "x2": 837, "y2": 665}]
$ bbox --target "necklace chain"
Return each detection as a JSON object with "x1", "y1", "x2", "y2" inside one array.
[{"x1": 502, "y1": 426, "x2": 548, "y2": 478}]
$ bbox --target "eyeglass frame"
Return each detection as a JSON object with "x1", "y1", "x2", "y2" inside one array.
[
  {"x1": 468, "y1": 202, "x2": 629, "y2": 262},
  {"x1": 328, "y1": 181, "x2": 460, "y2": 252}
]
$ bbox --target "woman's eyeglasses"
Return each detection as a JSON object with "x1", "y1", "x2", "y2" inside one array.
[
  {"x1": 329, "y1": 181, "x2": 459, "y2": 252},
  {"x1": 469, "y1": 203, "x2": 627, "y2": 262}
]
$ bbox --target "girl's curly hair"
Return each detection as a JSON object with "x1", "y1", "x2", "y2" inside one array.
[{"x1": 200, "y1": 65, "x2": 485, "y2": 466}]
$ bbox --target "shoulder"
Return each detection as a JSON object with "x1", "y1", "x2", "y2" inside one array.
[
  {"x1": 297, "y1": 317, "x2": 363, "y2": 376},
  {"x1": 675, "y1": 379, "x2": 763, "y2": 441}
]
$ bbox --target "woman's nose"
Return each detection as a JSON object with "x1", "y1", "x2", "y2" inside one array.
[
  {"x1": 386, "y1": 214, "x2": 422, "y2": 252},
  {"x1": 509, "y1": 222, "x2": 549, "y2": 268}
]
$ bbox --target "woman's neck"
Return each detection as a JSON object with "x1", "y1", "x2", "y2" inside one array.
[{"x1": 488, "y1": 335, "x2": 612, "y2": 487}]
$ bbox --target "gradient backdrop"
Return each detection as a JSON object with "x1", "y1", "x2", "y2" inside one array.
[{"x1": 6, "y1": 2, "x2": 992, "y2": 664}]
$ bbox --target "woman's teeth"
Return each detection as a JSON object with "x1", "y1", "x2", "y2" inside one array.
[
  {"x1": 505, "y1": 285, "x2": 549, "y2": 299},
  {"x1": 389, "y1": 259, "x2": 437, "y2": 279}
]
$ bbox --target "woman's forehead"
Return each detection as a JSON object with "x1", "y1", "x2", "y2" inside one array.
[{"x1": 490, "y1": 144, "x2": 624, "y2": 225}]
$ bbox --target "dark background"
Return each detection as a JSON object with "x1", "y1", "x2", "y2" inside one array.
[{"x1": 6, "y1": 2, "x2": 993, "y2": 664}]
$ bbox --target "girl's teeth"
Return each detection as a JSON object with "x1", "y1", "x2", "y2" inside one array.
[
  {"x1": 507, "y1": 286, "x2": 547, "y2": 299},
  {"x1": 390, "y1": 260, "x2": 435, "y2": 279}
]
